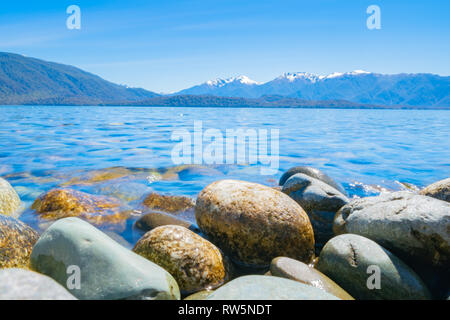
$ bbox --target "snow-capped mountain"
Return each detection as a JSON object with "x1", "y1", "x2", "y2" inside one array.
[
  {"x1": 174, "y1": 71, "x2": 450, "y2": 107},
  {"x1": 176, "y1": 75, "x2": 261, "y2": 97}
]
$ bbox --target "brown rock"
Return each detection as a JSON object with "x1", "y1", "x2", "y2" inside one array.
[
  {"x1": 195, "y1": 180, "x2": 315, "y2": 267},
  {"x1": 270, "y1": 257, "x2": 354, "y2": 300},
  {"x1": 31, "y1": 189, "x2": 129, "y2": 225},
  {"x1": 0, "y1": 215, "x2": 39, "y2": 268},
  {"x1": 133, "y1": 225, "x2": 227, "y2": 294},
  {"x1": 142, "y1": 192, "x2": 195, "y2": 214},
  {"x1": 420, "y1": 178, "x2": 450, "y2": 202},
  {"x1": 134, "y1": 211, "x2": 198, "y2": 233}
]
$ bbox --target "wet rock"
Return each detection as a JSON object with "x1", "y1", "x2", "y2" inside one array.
[
  {"x1": 134, "y1": 211, "x2": 199, "y2": 233},
  {"x1": 184, "y1": 290, "x2": 214, "y2": 300},
  {"x1": 195, "y1": 180, "x2": 315, "y2": 267},
  {"x1": 0, "y1": 215, "x2": 39, "y2": 268},
  {"x1": 134, "y1": 225, "x2": 227, "y2": 295},
  {"x1": 0, "y1": 177, "x2": 21, "y2": 217},
  {"x1": 206, "y1": 275, "x2": 339, "y2": 300},
  {"x1": 270, "y1": 257, "x2": 354, "y2": 300},
  {"x1": 31, "y1": 189, "x2": 130, "y2": 226},
  {"x1": 334, "y1": 192, "x2": 450, "y2": 267},
  {"x1": 279, "y1": 166, "x2": 346, "y2": 195},
  {"x1": 316, "y1": 234, "x2": 432, "y2": 300},
  {"x1": 420, "y1": 178, "x2": 450, "y2": 202},
  {"x1": 30, "y1": 217, "x2": 180, "y2": 300},
  {"x1": 0, "y1": 268, "x2": 76, "y2": 300},
  {"x1": 282, "y1": 173, "x2": 349, "y2": 248},
  {"x1": 61, "y1": 167, "x2": 159, "y2": 186},
  {"x1": 142, "y1": 192, "x2": 195, "y2": 214},
  {"x1": 94, "y1": 181, "x2": 152, "y2": 202}
]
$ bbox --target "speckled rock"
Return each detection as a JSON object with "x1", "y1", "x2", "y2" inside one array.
[
  {"x1": 206, "y1": 275, "x2": 339, "y2": 300},
  {"x1": 134, "y1": 211, "x2": 199, "y2": 233},
  {"x1": 282, "y1": 173, "x2": 349, "y2": 249},
  {"x1": 0, "y1": 268, "x2": 76, "y2": 300},
  {"x1": 317, "y1": 234, "x2": 432, "y2": 300},
  {"x1": 31, "y1": 189, "x2": 130, "y2": 226},
  {"x1": 420, "y1": 178, "x2": 450, "y2": 202},
  {"x1": 134, "y1": 225, "x2": 227, "y2": 295},
  {"x1": 142, "y1": 192, "x2": 195, "y2": 214},
  {"x1": 334, "y1": 192, "x2": 450, "y2": 267},
  {"x1": 30, "y1": 217, "x2": 180, "y2": 300},
  {"x1": 279, "y1": 166, "x2": 346, "y2": 195},
  {"x1": 195, "y1": 180, "x2": 315, "y2": 267},
  {"x1": 0, "y1": 215, "x2": 39, "y2": 269},
  {"x1": 0, "y1": 177, "x2": 21, "y2": 217},
  {"x1": 270, "y1": 257, "x2": 354, "y2": 300}
]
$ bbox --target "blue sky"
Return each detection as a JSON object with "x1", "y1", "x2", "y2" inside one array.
[{"x1": 0, "y1": 0, "x2": 449, "y2": 93}]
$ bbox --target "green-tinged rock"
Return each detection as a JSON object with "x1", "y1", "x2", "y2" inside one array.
[
  {"x1": 30, "y1": 217, "x2": 180, "y2": 300},
  {"x1": 195, "y1": 180, "x2": 315, "y2": 267},
  {"x1": 282, "y1": 173, "x2": 349, "y2": 249},
  {"x1": 0, "y1": 177, "x2": 21, "y2": 217},
  {"x1": 134, "y1": 225, "x2": 227, "y2": 295},
  {"x1": 0, "y1": 215, "x2": 39, "y2": 269},
  {"x1": 279, "y1": 166, "x2": 346, "y2": 195},
  {"x1": 334, "y1": 192, "x2": 450, "y2": 267},
  {"x1": 420, "y1": 178, "x2": 450, "y2": 202},
  {"x1": 206, "y1": 275, "x2": 339, "y2": 300},
  {"x1": 134, "y1": 211, "x2": 199, "y2": 233},
  {"x1": 0, "y1": 268, "x2": 77, "y2": 300},
  {"x1": 270, "y1": 257, "x2": 354, "y2": 300},
  {"x1": 184, "y1": 290, "x2": 214, "y2": 300},
  {"x1": 142, "y1": 192, "x2": 195, "y2": 214},
  {"x1": 316, "y1": 234, "x2": 431, "y2": 300}
]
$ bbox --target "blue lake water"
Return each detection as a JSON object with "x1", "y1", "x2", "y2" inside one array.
[{"x1": 1, "y1": 106, "x2": 449, "y2": 243}]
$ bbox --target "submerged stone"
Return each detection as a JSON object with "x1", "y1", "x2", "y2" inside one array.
[
  {"x1": 142, "y1": 192, "x2": 195, "y2": 214},
  {"x1": 0, "y1": 215, "x2": 39, "y2": 269}
]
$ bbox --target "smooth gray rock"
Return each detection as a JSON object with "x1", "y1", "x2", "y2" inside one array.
[
  {"x1": 206, "y1": 275, "x2": 340, "y2": 300},
  {"x1": 283, "y1": 173, "x2": 349, "y2": 248},
  {"x1": 420, "y1": 178, "x2": 450, "y2": 202},
  {"x1": 30, "y1": 217, "x2": 180, "y2": 300},
  {"x1": 334, "y1": 192, "x2": 450, "y2": 267},
  {"x1": 279, "y1": 166, "x2": 346, "y2": 195},
  {"x1": 316, "y1": 234, "x2": 431, "y2": 300},
  {"x1": 0, "y1": 268, "x2": 77, "y2": 300},
  {"x1": 0, "y1": 177, "x2": 21, "y2": 217}
]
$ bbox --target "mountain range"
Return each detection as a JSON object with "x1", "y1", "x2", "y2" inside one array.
[
  {"x1": 175, "y1": 71, "x2": 450, "y2": 107},
  {"x1": 0, "y1": 52, "x2": 449, "y2": 108}
]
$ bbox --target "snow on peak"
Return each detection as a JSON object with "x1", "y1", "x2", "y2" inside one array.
[
  {"x1": 205, "y1": 75, "x2": 259, "y2": 87},
  {"x1": 277, "y1": 72, "x2": 321, "y2": 82}
]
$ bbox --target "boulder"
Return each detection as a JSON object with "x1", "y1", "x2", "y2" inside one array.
[
  {"x1": 316, "y1": 234, "x2": 431, "y2": 300},
  {"x1": 134, "y1": 225, "x2": 227, "y2": 295},
  {"x1": 270, "y1": 257, "x2": 353, "y2": 300},
  {"x1": 334, "y1": 192, "x2": 450, "y2": 267},
  {"x1": 420, "y1": 178, "x2": 450, "y2": 202},
  {"x1": 0, "y1": 177, "x2": 21, "y2": 217},
  {"x1": 206, "y1": 275, "x2": 339, "y2": 300},
  {"x1": 279, "y1": 166, "x2": 346, "y2": 195},
  {"x1": 195, "y1": 180, "x2": 315, "y2": 267},
  {"x1": 0, "y1": 215, "x2": 39, "y2": 268},
  {"x1": 30, "y1": 217, "x2": 180, "y2": 300},
  {"x1": 0, "y1": 268, "x2": 76, "y2": 300},
  {"x1": 282, "y1": 173, "x2": 349, "y2": 248}
]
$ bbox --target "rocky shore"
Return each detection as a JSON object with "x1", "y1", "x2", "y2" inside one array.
[{"x1": 0, "y1": 169, "x2": 449, "y2": 300}]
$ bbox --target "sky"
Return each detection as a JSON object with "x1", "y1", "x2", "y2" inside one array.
[{"x1": 0, "y1": 0, "x2": 449, "y2": 93}]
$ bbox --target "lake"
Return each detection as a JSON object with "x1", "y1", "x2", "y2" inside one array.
[{"x1": 1, "y1": 106, "x2": 449, "y2": 243}]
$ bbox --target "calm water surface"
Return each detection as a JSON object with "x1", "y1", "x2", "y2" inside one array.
[{"x1": 1, "y1": 106, "x2": 449, "y2": 244}]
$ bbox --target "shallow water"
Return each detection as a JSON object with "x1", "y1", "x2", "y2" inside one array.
[{"x1": 1, "y1": 106, "x2": 449, "y2": 244}]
